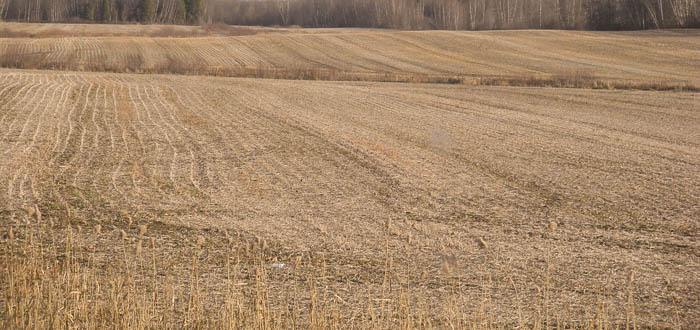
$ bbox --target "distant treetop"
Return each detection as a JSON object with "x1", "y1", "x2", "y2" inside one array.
[{"x1": 1, "y1": 0, "x2": 698, "y2": 30}]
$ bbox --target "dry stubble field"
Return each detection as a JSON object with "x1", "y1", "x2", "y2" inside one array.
[
  {"x1": 1, "y1": 23, "x2": 699, "y2": 86},
  {"x1": 0, "y1": 24, "x2": 699, "y2": 328}
]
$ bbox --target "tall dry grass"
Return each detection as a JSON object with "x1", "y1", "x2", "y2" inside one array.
[
  {"x1": 1, "y1": 214, "x2": 640, "y2": 329},
  {"x1": 476, "y1": 69, "x2": 699, "y2": 92}
]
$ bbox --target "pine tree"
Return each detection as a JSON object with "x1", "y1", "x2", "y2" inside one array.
[
  {"x1": 85, "y1": 1, "x2": 95, "y2": 21},
  {"x1": 176, "y1": 0, "x2": 186, "y2": 24},
  {"x1": 140, "y1": 0, "x2": 154, "y2": 23},
  {"x1": 102, "y1": 0, "x2": 112, "y2": 22},
  {"x1": 185, "y1": 0, "x2": 205, "y2": 24},
  {"x1": 197, "y1": 0, "x2": 206, "y2": 23},
  {"x1": 586, "y1": 0, "x2": 616, "y2": 30},
  {"x1": 185, "y1": 0, "x2": 193, "y2": 23}
]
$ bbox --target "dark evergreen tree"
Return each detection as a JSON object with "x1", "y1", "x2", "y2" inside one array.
[
  {"x1": 176, "y1": 0, "x2": 186, "y2": 24},
  {"x1": 85, "y1": 1, "x2": 95, "y2": 21},
  {"x1": 587, "y1": 0, "x2": 621, "y2": 30},
  {"x1": 102, "y1": 0, "x2": 112, "y2": 22},
  {"x1": 139, "y1": 0, "x2": 154, "y2": 23},
  {"x1": 185, "y1": 0, "x2": 204, "y2": 24}
]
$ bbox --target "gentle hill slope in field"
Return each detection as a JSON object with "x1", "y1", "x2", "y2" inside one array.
[
  {"x1": 0, "y1": 69, "x2": 698, "y2": 326},
  {"x1": 1, "y1": 23, "x2": 699, "y2": 85},
  {"x1": 1, "y1": 23, "x2": 699, "y2": 328}
]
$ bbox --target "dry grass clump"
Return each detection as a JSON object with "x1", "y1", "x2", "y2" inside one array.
[
  {"x1": 201, "y1": 23, "x2": 259, "y2": 36},
  {"x1": 138, "y1": 224, "x2": 148, "y2": 237},
  {"x1": 134, "y1": 25, "x2": 258, "y2": 38},
  {"x1": 196, "y1": 235, "x2": 206, "y2": 246},
  {"x1": 0, "y1": 50, "x2": 45, "y2": 69},
  {"x1": 157, "y1": 53, "x2": 208, "y2": 75},
  {"x1": 33, "y1": 205, "x2": 41, "y2": 223},
  {"x1": 1, "y1": 218, "x2": 636, "y2": 329},
  {"x1": 476, "y1": 237, "x2": 488, "y2": 250},
  {"x1": 477, "y1": 70, "x2": 700, "y2": 92},
  {"x1": 0, "y1": 26, "x2": 66, "y2": 38},
  {"x1": 148, "y1": 26, "x2": 206, "y2": 38}
]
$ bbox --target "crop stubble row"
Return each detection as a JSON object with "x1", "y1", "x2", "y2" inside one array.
[
  {"x1": 0, "y1": 70, "x2": 698, "y2": 325},
  {"x1": 1, "y1": 29, "x2": 699, "y2": 84}
]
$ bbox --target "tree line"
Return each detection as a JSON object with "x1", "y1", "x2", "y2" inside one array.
[
  {"x1": 0, "y1": 0, "x2": 205, "y2": 24},
  {"x1": 1, "y1": 0, "x2": 699, "y2": 30}
]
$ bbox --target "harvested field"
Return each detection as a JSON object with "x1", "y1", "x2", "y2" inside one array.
[
  {"x1": 1, "y1": 23, "x2": 699, "y2": 87},
  {"x1": 1, "y1": 69, "x2": 698, "y2": 327},
  {"x1": 0, "y1": 22, "x2": 269, "y2": 38}
]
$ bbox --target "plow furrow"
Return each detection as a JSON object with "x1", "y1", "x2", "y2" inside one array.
[{"x1": 0, "y1": 70, "x2": 697, "y2": 327}]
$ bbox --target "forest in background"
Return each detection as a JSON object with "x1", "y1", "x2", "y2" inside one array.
[{"x1": 0, "y1": 0, "x2": 699, "y2": 30}]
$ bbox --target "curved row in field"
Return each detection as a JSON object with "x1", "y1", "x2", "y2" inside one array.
[
  {"x1": 0, "y1": 69, "x2": 698, "y2": 326},
  {"x1": 1, "y1": 28, "x2": 699, "y2": 84}
]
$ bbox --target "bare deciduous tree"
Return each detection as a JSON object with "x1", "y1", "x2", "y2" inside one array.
[
  {"x1": 277, "y1": 0, "x2": 289, "y2": 25},
  {"x1": 0, "y1": 0, "x2": 697, "y2": 30}
]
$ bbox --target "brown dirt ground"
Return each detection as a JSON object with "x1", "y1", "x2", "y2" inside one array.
[{"x1": 0, "y1": 69, "x2": 698, "y2": 326}]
